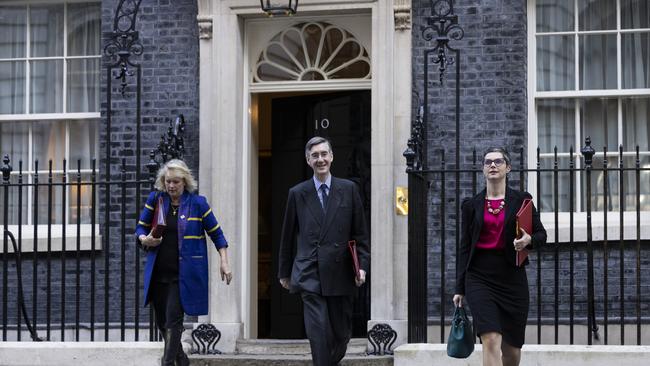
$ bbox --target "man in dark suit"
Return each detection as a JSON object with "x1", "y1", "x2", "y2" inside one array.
[{"x1": 278, "y1": 136, "x2": 370, "y2": 366}]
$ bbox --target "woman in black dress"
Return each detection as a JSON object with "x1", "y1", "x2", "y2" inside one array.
[{"x1": 453, "y1": 148, "x2": 546, "y2": 366}]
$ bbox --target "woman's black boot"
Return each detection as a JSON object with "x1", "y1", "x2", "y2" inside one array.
[
  {"x1": 162, "y1": 327, "x2": 184, "y2": 366},
  {"x1": 175, "y1": 348, "x2": 190, "y2": 366}
]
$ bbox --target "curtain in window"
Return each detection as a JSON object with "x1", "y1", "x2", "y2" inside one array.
[
  {"x1": 623, "y1": 98, "x2": 650, "y2": 151},
  {"x1": 69, "y1": 120, "x2": 98, "y2": 169},
  {"x1": 30, "y1": 6, "x2": 64, "y2": 113},
  {"x1": 0, "y1": 7, "x2": 26, "y2": 114},
  {"x1": 0, "y1": 122, "x2": 29, "y2": 224},
  {"x1": 622, "y1": 32, "x2": 650, "y2": 89},
  {"x1": 30, "y1": 5, "x2": 63, "y2": 57},
  {"x1": 537, "y1": 99, "x2": 575, "y2": 212},
  {"x1": 67, "y1": 3, "x2": 100, "y2": 113}
]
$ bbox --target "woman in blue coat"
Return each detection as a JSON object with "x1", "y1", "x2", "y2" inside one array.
[{"x1": 136, "y1": 159, "x2": 232, "y2": 366}]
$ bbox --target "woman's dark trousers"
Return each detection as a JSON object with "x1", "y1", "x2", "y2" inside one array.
[{"x1": 151, "y1": 281, "x2": 189, "y2": 366}]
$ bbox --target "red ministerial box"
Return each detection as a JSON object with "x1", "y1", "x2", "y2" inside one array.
[
  {"x1": 348, "y1": 240, "x2": 361, "y2": 279},
  {"x1": 515, "y1": 198, "x2": 533, "y2": 267}
]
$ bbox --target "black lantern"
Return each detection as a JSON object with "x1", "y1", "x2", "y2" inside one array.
[{"x1": 260, "y1": 0, "x2": 298, "y2": 16}]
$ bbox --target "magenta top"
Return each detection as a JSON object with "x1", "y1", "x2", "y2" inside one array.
[{"x1": 475, "y1": 199, "x2": 506, "y2": 250}]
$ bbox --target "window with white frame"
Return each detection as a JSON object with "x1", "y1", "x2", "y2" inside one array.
[
  {"x1": 532, "y1": 0, "x2": 650, "y2": 213},
  {"x1": 0, "y1": 1, "x2": 100, "y2": 226}
]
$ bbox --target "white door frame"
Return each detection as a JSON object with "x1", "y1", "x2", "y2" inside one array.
[{"x1": 197, "y1": 0, "x2": 409, "y2": 347}]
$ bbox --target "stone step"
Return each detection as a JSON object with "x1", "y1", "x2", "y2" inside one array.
[
  {"x1": 235, "y1": 338, "x2": 369, "y2": 356},
  {"x1": 188, "y1": 354, "x2": 393, "y2": 366}
]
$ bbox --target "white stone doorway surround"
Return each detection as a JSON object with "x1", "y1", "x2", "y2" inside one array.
[{"x1": 195, "y1": 0, "x2": 412, "y2": 352}]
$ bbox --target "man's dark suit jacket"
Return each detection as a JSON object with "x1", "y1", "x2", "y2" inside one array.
[
  {"x1": 278, "y1": 176, "x2": 370, "y2": 297},
  {"x1": 455, "y1": 187, "x2": 547, "y2": 295}
]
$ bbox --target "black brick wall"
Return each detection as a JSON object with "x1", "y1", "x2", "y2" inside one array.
[{"x1": 412, "y1": 0, "x2": 649, "y2": 328}]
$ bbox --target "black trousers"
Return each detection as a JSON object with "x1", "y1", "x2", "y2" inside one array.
[
  {"x1": 301, "y1": 291, "x2": 354, "y2": 366},
  {"x1": 150, "y1": 280, "x2": 184, "y2": 331}
]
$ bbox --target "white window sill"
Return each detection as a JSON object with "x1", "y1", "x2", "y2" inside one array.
[
  {"x1": 540, "y1": 212, "x2": 650, "y2": 243},
  {"x1": 4, "y1": 225, "x2": 103, "y2": 253}
]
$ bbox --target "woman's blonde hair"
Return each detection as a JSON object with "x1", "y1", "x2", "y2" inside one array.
[{"x1": 154, "y1": 159, "x2": 197, "y2": 193}]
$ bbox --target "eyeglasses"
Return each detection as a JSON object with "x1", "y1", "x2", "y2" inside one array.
[
  {"x1": 309, "y1": 151, "x2": 330, "y2": 159},
  {"x1": 483, "y1": 158, "x2": 506, "y2": 167}
]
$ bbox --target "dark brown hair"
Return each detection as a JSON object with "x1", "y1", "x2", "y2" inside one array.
[{"x1": 482, "y1": 147, "x2": 511, "y2": 166}]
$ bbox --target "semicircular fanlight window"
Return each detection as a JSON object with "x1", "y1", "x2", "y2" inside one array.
[{"x1": 254, "y1": 21, "x2": 371, "y2": 82}]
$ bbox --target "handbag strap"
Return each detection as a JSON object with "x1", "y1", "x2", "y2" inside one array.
[{"x1": 452, "y1": 306, "x2": 469, "y2": 325}]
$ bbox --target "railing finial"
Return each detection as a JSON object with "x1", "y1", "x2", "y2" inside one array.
[
  {"x1": 2, "y1": 154, "x2": 11, "y2": 182},
  {"x1": 404, "y1": 105, "x2": 424, "y2": 172},
  {"x1": 581, "y1": 137, "x2": 596, "y2": 167}
]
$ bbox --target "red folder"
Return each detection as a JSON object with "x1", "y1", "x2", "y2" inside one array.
[
  {"x1": 348, "y1": 240, "x2": 361, "y2": 279},
  {"x1": 150, "y1": 196, "x2": 166, "y2": 239},
  {"x1": 515, "y1": 198, "x2": 533, "y2": 267}
]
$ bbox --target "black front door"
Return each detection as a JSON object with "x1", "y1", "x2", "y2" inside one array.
[{"x1": 267, "y1": 90, "x2": 371, "y2": 339}]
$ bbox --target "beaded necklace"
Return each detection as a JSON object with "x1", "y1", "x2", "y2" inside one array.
[{"x1": 486, "y1": 198, "x2": 505, "y2": 215}]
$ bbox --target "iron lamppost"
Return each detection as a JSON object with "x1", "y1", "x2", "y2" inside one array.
[{"x1": 260, "y1": 0, "x2": 298, "y2": 16}]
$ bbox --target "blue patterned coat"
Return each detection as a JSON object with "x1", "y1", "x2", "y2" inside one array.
[{"x1": 135, "y1": 190, "x2": 227, "y2": 316}]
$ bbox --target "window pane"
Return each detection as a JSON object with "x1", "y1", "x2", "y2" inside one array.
[
  {"x1": 30, "y1": 5, "x2": 63, "y2": 57},
  {"x1": 329, "y1": 60, "x2": 370, "y2": 79},
  {"x1": 536, "y1": 0, "x2": 574, "y2": 32},
  {"x1": 319, "y1": 27, "x2": 344, "y2": 68},
  {"x1": 0, "y1": 122, "x2": 28, "y2": 164},
  {"x1": 69, "y1": 173, "x2": 94, "y2": 225},
  {"x1": 585, "y1": 155, "x2": 650, "y2": 212},
  {"x1": 32, "y1": 120, "x2": 65, "y2": 170},
  {"x1": 254, "y1": 21, "x2": 370, "y2": 82},
  {"x1": 256, "y1": 62, "x2": 298, "y2": 81},
  {"x1": 36, "y1": 172, "x2": 63, "y2": 224},
  {"x1": 0, "y1": 61, "x2": 25, "y2": 114},
  {"x1": 621, "y1": 33, "x2": 650, "y2": 89},
  {"x1": 578, "y1": 0, "x2": 616, "y2": 31},
  {"x1": 580, "y1": 98, "x2": 617, "y2": 152},
  {"x1": 623, "y1": 156, "x2": 650, "y2": 211},
  {"x1": 67, "y1": 3, "x2": 101, "y2": 56},
  {"x1": 539, "y1": 157, "x2": 574, "y2": 212},
  {"x1": 69, "y1": 119, "x2": 98, "y2": 168},
  {"x1": 0, "y1": 174, "x2": 28, "y2": 225},
  {"x1": 265, "y1": 42, "x2": 301, "y2": 73},
  {"x1": 0, "y1": 6, "x2": 26, "y2": 58},
  {"x1": 538, "y1": 99, "x2": 575, "y2": 153},
  {"x1": 622, "y1": 97, "x2": 650, "y2": 151},
  {"x1": 67, "y1": 58, "x2": 99, "y2": 112},
  {"x1": 303, "y1": 23, "x2": 322, "y2": 67},
  {"x1": 579, "y1": 34, "x2": 616, "y2": 89},
  {"x1": 581, "y1": 156, "x2": 618, "y2": 211},
  {"x1": 30, "y1": 60, "x2": 63, "y2": 113},
  {"x1": 621, "y1": 0, "x2": 650, "y2": 29},
  {"x1": 537, "y1": 36, "x2": 575, "y2": 91}
]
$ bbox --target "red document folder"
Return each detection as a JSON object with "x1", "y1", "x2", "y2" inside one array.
[
  {"x1": 348, "y1": 240, "x2": 361, "y2": 279},
  {"x1": 150, "y1": 196, "x2": 166, "y2": 239},
  {"x1": 515, "y1": 198, "x2": 533, "y2": 267}
]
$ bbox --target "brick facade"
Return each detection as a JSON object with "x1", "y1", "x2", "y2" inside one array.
[{"x1": 1, "y1": 0, "x2": 200, "y2": 338}]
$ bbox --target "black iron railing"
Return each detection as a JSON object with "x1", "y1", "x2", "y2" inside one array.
[
  {"x1": 0, "y1": 156, "x2": 151, "y2": 341},
  {"x1": 0, "y1": 112, "x2": 185, "y2": 342}
]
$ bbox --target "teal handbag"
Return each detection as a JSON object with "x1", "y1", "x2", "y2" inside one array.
[{"x1": 446, "y1": 306, "x2": 475, "y2": 358}]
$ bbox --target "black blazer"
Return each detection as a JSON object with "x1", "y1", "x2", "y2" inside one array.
[
  {"x1": 278, "y1": 176, "x2": 370, "y2": 297},
  {"x1": 455, "y1": 187, "x2": 547, "y2": 295}
]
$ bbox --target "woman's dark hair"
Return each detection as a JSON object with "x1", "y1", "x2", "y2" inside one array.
[{"x1": 483, "y1": 147, "x2": 511, "y2": 166}]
